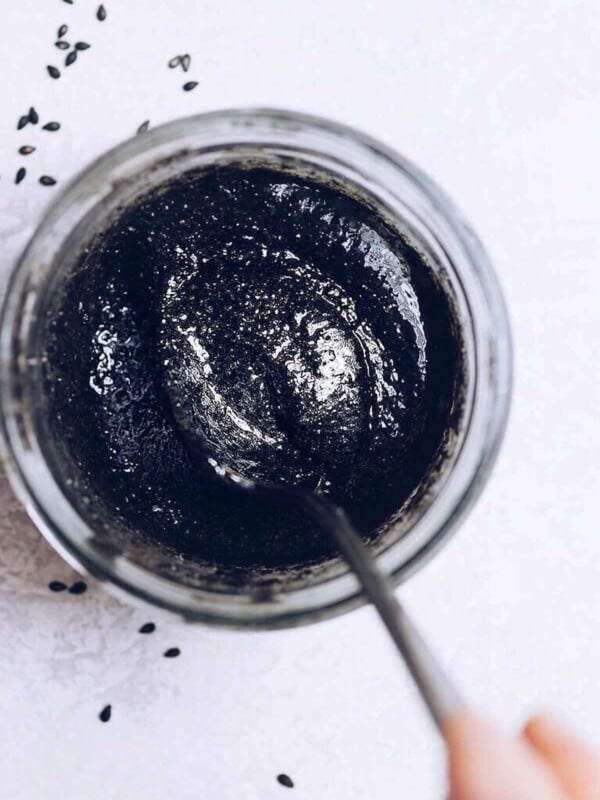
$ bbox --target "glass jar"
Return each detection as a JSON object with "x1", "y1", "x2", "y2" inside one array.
[{"x1": 0, "y1": 109, "x2": 512, "y2": 628}]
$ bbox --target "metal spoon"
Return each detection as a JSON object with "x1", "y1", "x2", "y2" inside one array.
[
  {"x1": 159, "y1": 325, "x2": 463, "y2": 730},
  {"x1": 202, "y1": 459, "x2": 465, "y2": 732}
]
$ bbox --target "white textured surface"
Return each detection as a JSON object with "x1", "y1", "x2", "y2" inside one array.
[{"x1": 1, "y1": 1, "x2": 600, "y2": 798}]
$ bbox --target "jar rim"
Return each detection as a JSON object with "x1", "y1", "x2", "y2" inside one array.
[{"x1": 0, "y1": 107, "x2": 512, "y2": 628}]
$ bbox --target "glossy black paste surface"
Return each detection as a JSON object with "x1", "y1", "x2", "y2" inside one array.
[{"x1": 44, "y1": 167, "x2": 460, "y2": 570}]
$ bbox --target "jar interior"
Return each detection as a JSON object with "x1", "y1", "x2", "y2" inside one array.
[{"x1": 23, "y1": 148, "x2": 469, "y2": 595}]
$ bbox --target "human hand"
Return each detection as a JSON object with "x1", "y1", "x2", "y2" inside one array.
[{"x1": 445, "y1": 712, "x2": 600, "y2": 799}]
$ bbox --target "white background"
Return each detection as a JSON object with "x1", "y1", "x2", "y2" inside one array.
[{"x1": 1, "y1": 1, "x2": 600, "y2": 798}]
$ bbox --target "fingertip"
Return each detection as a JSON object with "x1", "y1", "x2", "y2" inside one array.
[
  {"x1": 523, "y1": 711, "x2": 565, "y2": 741},
  {"x1": 444, "y1": 712, "x2": 505, "y2": 800},
  {"x1": 445, "y1": 712, "x2": 567, "y2": 800},
  {"x1": 523, "y1": 711, "x2": 600, "y2": 798},
  {"x1": 524, "y1": 710, "x2": 592, "y2": 755},
  {"x1": 444, "y1": 711, "x2": 501, "y2": 748}
]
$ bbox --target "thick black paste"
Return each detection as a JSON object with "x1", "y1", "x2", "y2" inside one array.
[{"x1": 44, "y1": 167, "x2": 460, "y2": 570}]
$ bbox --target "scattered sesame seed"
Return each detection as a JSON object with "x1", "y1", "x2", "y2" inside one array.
[{"x1": 139, "y1": 622, "x2": 156, "y2": 633}]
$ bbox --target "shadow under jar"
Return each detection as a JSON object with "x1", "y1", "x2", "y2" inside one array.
[{"x1": 0, "y1": 109, "x2": 511, "y2": 628}]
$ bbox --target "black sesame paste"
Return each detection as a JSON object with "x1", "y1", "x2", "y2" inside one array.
[{"x1": 44, "y1": 166, "x2": 460, "y2": 571}]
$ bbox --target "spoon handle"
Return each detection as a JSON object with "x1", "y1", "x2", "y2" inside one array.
[{"x1": 301, "y1": 492, "x2": 465, "y2": 732}]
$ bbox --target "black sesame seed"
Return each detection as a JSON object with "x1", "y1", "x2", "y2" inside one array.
[
  {"x1": 181, "y1": 54, "x2": 191, "y2": 72},
  {"x1": 168, "y1": 55, "x2": 182, "y2": 69},
  {"x1": 28, "y1": 107, "x2": 39, "y2": 124},
  {"x1": 17, "y1": 115, "x2": 29, "y2": 130},
  {"x1": 163, "y1": 647, "x2": 180, "y2": 658},
  {"x1": 15, "y1": 168, "x2": 26, "y2": 185},
  {"x1": 68, "y1": 579, "x2": 86, "y2": 592},
  {"x1": 48, "y1": 580, "x2": 67, "y2": 592},
  {"x1": 75, "y1": 41, "x2": 90, "y2": 50},
  {"x1": 99, "y1": 704, "x2": 111, "y2": 722},
  {"x1": 65, "y1": 50, "x2": 77, "y2": 66},
  {"x1": 19, "y1": 145, "x2": 36, "y2": 155},
  {"x1": 63, "y1": 0, "x2": 73, "y2": 4},
  {"x1": 136, "y1": 120, "x2": 150, "y2": 135},
  {"x1": 183, "y1": 81, "x2": 198, "y2": 92},
  {"x1": 42, "y1": 121, "x2": 61, "y2": 131},
  {"x1": 55, "y1": 40, "x2": 69, "y2": 50},
  {"x1": 58, "y1": 24, "x2": 68, "y2": 37},
  {"x1": 139, "y1": 622, "x2": 155, "y2": 633},
  {"x1": 47, "y1": 65, "x2": 61, "y2": 79},
  {"x1": 277, "y1": 775, "x2": 294, "y2": 788},
  {"x1": 97, "y1": 4, "x2": 107, "y2": 21}
]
